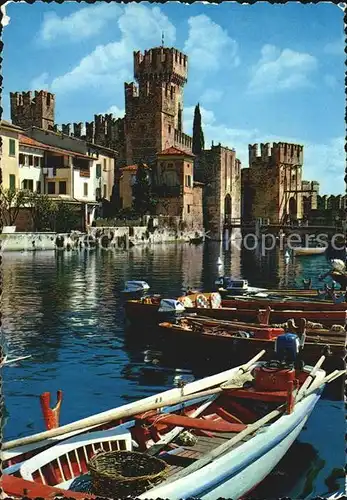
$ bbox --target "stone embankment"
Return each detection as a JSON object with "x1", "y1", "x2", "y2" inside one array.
[{"x1": 0, "y1": 225, "x2": 205, "y2": 252}]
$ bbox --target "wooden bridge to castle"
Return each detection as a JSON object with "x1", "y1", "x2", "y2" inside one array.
[{"x1": 224, "y1": 217, "x2": 344, "y2": 235}]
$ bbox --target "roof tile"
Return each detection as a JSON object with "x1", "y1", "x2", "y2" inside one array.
[{"x1": 157, "y1": 146, "x2": 195, "y2": 158}]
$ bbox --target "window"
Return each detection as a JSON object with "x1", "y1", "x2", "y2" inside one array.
[
  {"x1": 187, "y1": 205, "x2": 191, "y2": 214},
  {"x1": 34, "y1": 156, "x2": 40, "y2": 167},
  {"x1": 9, "y1": 174, "x2": 16, "y2": 190},
  {"x1": 48, "y1": 182, "x2": 55, "y2": 194},
  {"x1": 9, "y1": 139, "x2": 16, "y2": 156},
  {"x1": 22, "y1": 179, "x2": 34, "y2": 191},
  {"x1": 103, "y1": 159, "x2": 107, "y2": 171},
  {"x1": 36, "y1": 181, "x2": 41, "y2": 194},
  {"x1": 185, "y1": 175, "x2": 192, "y2": 188},
  {"x1": 28, "y1": 155, "x2": 33, "y2": 166},
  {"x1": 103, "y1": 184, "x2": 107, "y2": 199},
  {"x1": 19, "y1": 153, "x2": 25, "y2": 166},
  {"x1": 59, "y1": 181, "x2": 67, "y2": 194},
  {"x1": 168, "y1": 125, "x2": 171, "y2": 134},
  {"x1": 84, "y1": 183, "x2": 88, "y2": 197},
  {"x1": 96, "y1": 164, "x2": 102, "y2": 178},
  {"x1": 96, "y1": 187, "x2": 101, "y2": 200}
]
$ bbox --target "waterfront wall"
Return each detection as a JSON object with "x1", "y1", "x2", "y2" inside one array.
[
  {"x1": 1, "y1": 223, "x2": 204, "y2": 252},
  {"x1": 0, "y1": 232, "x2": 62, "y2": 251}
]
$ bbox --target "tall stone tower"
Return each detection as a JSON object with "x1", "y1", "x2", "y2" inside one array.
[
  {"x1": 242, "y1": 142, "x2": 304, "y2": 224},
  {"x1": 10, "y1": 90, "x2": 55, "y2": 130},
  {"x1": 124, "y1": 47, "x2": 192, "y2": 166}
]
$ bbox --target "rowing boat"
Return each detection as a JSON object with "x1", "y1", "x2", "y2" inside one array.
[
  {"x1": 158, "y1": 316, "x2": 346, "y2": 363},
  {"x1": 2, "y1": 346, "x2": 340, "y2": 500},
  {"x1": 292, "y1": 247, "x2": 327, "y2": 256}
]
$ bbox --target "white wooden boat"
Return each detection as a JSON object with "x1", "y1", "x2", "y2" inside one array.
[
  {"x1": 292, "y1": 247, "x2": 327, "y2": 256},
  {"x1": 121, "y1": 280, "x2": 150, "y2": 294},
  {"x1": 215, "y1": 277, "x2": 267, "y2": 295},
  {"x1": 2, "y1": 341, "x2": 344, "y2": 500}
]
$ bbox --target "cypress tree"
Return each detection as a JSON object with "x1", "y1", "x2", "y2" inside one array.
[
  {"x1": 133, "y1": 163, "x2": 151, "y2": 215},
  {"x1": 192, "y1": 103, "x2": 205, "y2": 155}
]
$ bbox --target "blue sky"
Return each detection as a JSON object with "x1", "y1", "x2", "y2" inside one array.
[{"x1": 2, "y1": 1, "x2": 345, "y2": 194}]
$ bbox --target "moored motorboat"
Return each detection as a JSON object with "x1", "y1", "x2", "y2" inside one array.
[
  {"x1": 124, "y1": 292, "x2": 347, "y2": 327},
  {"x1": 2, "y1": 346, "x2": 344, "y2": 500}
]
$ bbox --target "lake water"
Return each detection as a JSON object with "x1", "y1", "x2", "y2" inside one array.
[{"x1": 1, "y1": 242, "x2": 345, "y2": 498}]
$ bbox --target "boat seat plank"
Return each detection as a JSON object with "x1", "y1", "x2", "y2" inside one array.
[
  {"x1": 135, "y1": 412, "x2": 247, "y2": 433},
  {"x1": 224, "y1": 388, "x2": 288, "y2": 402}
]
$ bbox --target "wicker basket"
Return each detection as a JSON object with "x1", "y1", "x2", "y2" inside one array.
[{"x1": 88, "y1": 450, "x2": 169, "y2": 498}]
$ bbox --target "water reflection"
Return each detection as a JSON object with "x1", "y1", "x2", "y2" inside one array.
[{"x1": 1, "y1": 244, "x2": 343, "y2": 498}]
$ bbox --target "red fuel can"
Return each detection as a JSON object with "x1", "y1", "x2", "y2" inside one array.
[
  {"x1": 254, "y1": 366, "x2": 296, "y2": 391},
  {"x1": 255, "y1": 327, "x2": 284, "y2": 340}
]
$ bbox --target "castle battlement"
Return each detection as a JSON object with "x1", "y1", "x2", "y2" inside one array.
[
  {"x1": 174, "y1": 129, "x2": 192, "y2": 151},
  {"x1": 134, "y1": 47, "x2": 188, "y2": 85},
  {"x1": 249, "y1": 142, "x2": 304, "y2": 167}
]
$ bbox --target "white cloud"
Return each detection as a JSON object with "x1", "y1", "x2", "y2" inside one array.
[
  {"x1": 44, "y1": 4, "x2": 176, "y2": 94},
  {"x1": 323, "y1": 36, "x2": 344, "y2": 55},
  {"x1": 1, "y1": 2, "x2": 11, "y2": 28},
  {"x1": 105, "y1": 105, "x2": 125, "y2": 117},
  {"x1": 248, "y1": 44, "x2": 318, "y2": 94},
  {"x1": 183, "y1": 104, "x2": 344, "y2": 195},
  {"x1": 184, "y1": 15, "x2": 239, "y2": 73},
  {"x1": 39, "y1": 3, "x2": 122, "y2": 43}
]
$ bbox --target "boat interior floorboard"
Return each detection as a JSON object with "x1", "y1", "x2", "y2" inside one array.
[{"x1": 163, "y1": 430, "x2": 248, "y2": 478}]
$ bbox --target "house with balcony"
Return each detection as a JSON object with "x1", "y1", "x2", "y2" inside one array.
[
  {"x1": 16, "y1": 133, "x2": 98, "y2": 229},
  {"x1": 25, "y1": 127, "x2": 116, "y2": 198}
]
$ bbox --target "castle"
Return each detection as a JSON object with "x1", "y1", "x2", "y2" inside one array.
[{"x1": 9, "y1": 44, "x2": 322, "y2": 239}]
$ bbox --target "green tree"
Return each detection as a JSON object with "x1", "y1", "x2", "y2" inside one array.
[
  {"x1": 26, "y1": 192, "x2": 58, "y2": 231},
  {"x1": 192, "y1": 103, "x2": 205, "y2": 156},
  {"x1": 132, "y1": 163, "x2": 152, "y2": 215},
  {"x1": 55, "y1": 201, "x2": 80, "y2": 232},
  {"x1": 0, "y1": 187, "x2": 27, "y2": 227}
]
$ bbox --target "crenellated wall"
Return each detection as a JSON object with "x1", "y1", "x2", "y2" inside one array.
[
  {"x1": 10, "y1": 90, "x2": 55, "y2": 131},
  {"x1": 52, "y1": 115, "x2": 125, "y2": 165},
  {"x1": 196, "y1": 143, "x2": 241, "y2": 240}
]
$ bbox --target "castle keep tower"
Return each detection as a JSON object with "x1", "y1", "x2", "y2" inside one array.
[
  {"x1": 10, "y1": 90, "x2": 55, "y2": 130},
  {"x1": 124, "y1": 47, "x2": 192, "y2": 165}
]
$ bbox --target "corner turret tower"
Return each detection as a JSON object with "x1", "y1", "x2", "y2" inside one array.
[
  {"x1": 10, "y1": 90, "x2": 55, "y2": 130},
  {"x1": 124, "y1": 46, "x2": 190, "y2": 165}
]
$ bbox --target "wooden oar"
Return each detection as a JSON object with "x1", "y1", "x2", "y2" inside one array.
[
  {"x1": 155, "y1": 367, "x2": 347, "y2": 488},
  {"x1": 295, "y1": 355, "x2": 326, "y2": 401},
  {"x1": 146, "y1": 395, "x2": 218, "y2": 457},
  {"x1": 2, "y1": 351, "x2": 266, "y2": 451},
  {"x1": 1, "y1": 355, "x2": 32, "y2": 366},
  {"x1": 147, "y1": 368, "x2": 257, "y2": 457}
]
